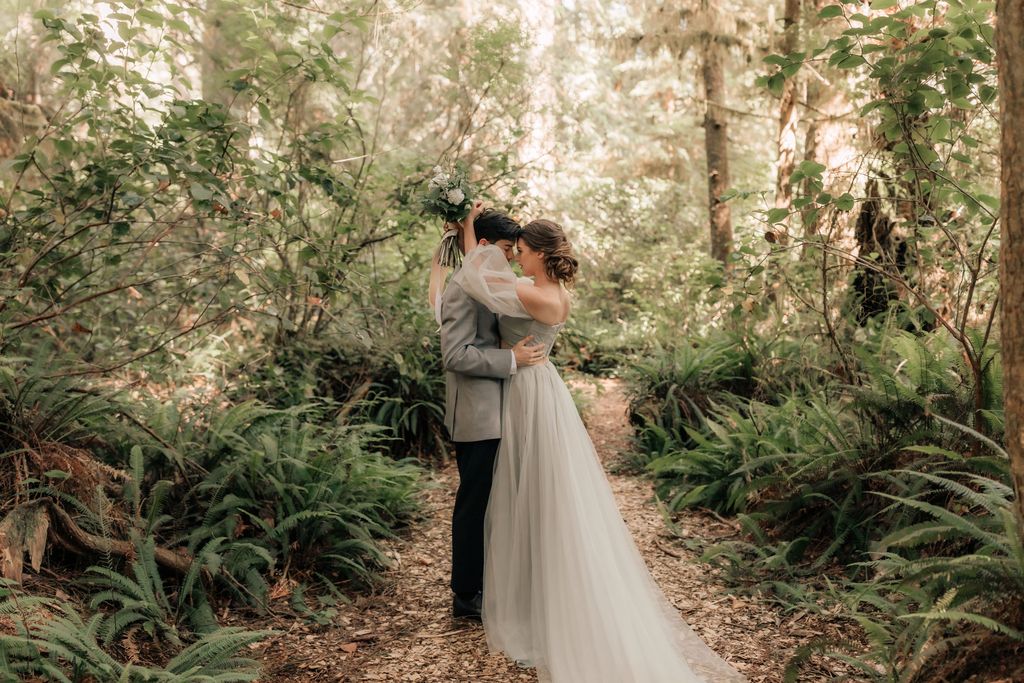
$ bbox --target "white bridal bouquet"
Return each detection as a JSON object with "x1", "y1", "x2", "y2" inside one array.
[{"x1": 422, "y1": 163, "x2": 476, "y2": 268}]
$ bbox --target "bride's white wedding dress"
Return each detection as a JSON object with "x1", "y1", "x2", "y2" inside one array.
[{"x1": 451, "y1": 246, "x2": 746, "y2": 683}]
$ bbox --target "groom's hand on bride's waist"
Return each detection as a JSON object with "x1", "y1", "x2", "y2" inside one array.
[{"x1": 512, "y1": 336, "x2": 547, "y2": 367}]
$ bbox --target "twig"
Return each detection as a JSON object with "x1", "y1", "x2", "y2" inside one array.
[{"x1": 655, "y1": 541, "x2": 684, "y2": 559}]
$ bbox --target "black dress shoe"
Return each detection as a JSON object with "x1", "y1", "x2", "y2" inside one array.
[{"x1": 452, "y1": 591, "x2": 482, "y2": 620}]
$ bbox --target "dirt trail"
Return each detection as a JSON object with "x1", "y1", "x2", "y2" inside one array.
[{"x1": 254, "y1": 378, "x2": 845, "y2": 682}]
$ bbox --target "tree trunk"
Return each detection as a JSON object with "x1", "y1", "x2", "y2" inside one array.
[
  {"x1": 801, "y1": 0, "x2": 856, "y2": 241},
  {"x1": 851, "y1": 178, "x2": 905, "y2": 324},
  {"x1": 0, "y1": 96, "x2": 46, "y2": 159},
  {"x1": 997, "y1": 0, "x2": 1024, "y2": 540},
  {"x1": 773, "y1": 0, "x2": 802, "y2": 222},
  {"x1": 198, "y1": 0, "x2": 252, "y2": 130},
  {"x1": 200, "y1": 1, "x2": 234, "y2": 110},
  {"x1": 802, "y1": 82, "x2": 854, "y2": 235},
  {"x1": 701, "y1": 0, "x2": 733, "y2": 264}
]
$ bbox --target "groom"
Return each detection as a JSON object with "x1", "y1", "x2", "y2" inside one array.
[{"x1": 440, "y1": 208, "x2": 546, "y2": 621}]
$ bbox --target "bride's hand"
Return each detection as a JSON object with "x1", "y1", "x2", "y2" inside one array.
[{"x1": 462, "y1": 201, "x2": 484, "y2": 229}]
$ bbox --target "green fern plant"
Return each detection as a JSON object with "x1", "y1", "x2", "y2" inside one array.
[
  {"x1": 0, "y1": 579, "x2": 269, "y2": 681},
  {"x1": 782, "y1": 464, "x2": 1023, "y2": 682},
  {"x1": 82, "y1": 539, "x2": 183, "y2": 648},
  {"x1": 161, "y1": 401, "x2": 423, "y2": 590},
  {"x1": 0, "y1": 365, "x2": 123, "y2": 448},
  {"x1": 80, "y1": 535, "x2": 225, "y2": 648},
  {"x1": 626, "y1": 329, "x2": 815, "y2": 469},
  {"x1": 646, "y1": 328, "x2": 1005, "y2": 564},
  {"x1": 225, "y1": 304, "x2": 450, "y2": 465}
]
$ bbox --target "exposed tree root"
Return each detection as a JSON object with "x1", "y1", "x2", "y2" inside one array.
[{"x1": 1, "y1": 499, "x2": 194, "y2": 580}]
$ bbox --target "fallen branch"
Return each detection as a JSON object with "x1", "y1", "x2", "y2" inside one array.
[
  {"x1": 38, "y1": 500, "x2": 195, "y2": 575},
  {"x1": 336, "y1": 379, "x2": 373, "y2": 422}
]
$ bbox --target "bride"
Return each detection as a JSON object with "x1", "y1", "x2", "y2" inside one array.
[{"x1": 441, "y1": 204, "x2": 746, "y2": 683}]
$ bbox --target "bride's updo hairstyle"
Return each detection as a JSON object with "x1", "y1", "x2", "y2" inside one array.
[{"x1": 520, "y1": 219, "x2": 579, "y2": 287}]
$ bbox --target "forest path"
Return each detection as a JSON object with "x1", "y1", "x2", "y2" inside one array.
[{"x1": 254, "y1": 378, "x2": 845, "y2": 682}]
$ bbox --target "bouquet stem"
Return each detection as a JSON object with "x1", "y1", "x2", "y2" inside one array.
[{"x1": 437, "y1": 228, "x2": 462, "y2": 268}]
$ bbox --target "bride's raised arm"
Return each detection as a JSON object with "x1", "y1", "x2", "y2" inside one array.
[
  {"x1": 428, "y1": 223, "x2": 460, "y2": 320},
  {"x1": 429, "y1": 201, "x2": 483, "y2": 314},
  {"x1": 428, "y1": 241, "x2": 445, "y2": 312}
]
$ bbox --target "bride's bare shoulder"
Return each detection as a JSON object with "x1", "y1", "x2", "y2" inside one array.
[
  {"x1": 516, "y1": 282, "x2": 570, "y2": 324},
  {"x1": 515, "y1": 281, "x2": 545, "y2": 306}
]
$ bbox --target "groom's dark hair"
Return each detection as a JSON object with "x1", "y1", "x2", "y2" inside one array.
[{"x1": 474, "y1": 209, "x2": 521, "y2": 244}]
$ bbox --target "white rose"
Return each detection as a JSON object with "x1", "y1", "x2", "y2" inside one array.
[{"x1": 445, "y1": 188, "x2": 465, "y2": 205}]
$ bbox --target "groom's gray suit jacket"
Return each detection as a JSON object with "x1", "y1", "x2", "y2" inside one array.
[{"x1": 440, "y1": 278, "x2": 513, "y2": 443}]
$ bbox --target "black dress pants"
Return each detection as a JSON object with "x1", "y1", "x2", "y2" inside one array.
[{"x1": 450, "y1": 438, "x2": 500, "y2": 596}]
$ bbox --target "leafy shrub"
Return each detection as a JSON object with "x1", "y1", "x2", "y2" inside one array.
[
  {"x1": 630, "y1": 323, "x2": 1019, "y2": 679},
  {"x1": 81, "y1": 537, "x2": 217, "y2": 649},
  {"x1": 227, "y1": 305, "x2": 449, "y2": 465},
  {"x1": 625, "y1": 328, "x2": 813, "y2": 468},
  {"x1": 644, "y1": 330, "x2": 1003, "y2": 560},
  {"x1": 143, "y1": 400, "x2": 423, "y2": 593},
  {"x1": 0, "y1": 357, "x2": 423, "y2": 612},
  {"x1": 784, "y1": 465, "x2": 1024, "y2": 682},
  {"x1": 551, "y1": 317, "x2": 627, "y2": 376},
  {"x1": 0, "y1": 579, "x2": 268, "y2": 682}
]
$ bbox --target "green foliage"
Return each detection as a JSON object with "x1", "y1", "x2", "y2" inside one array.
[
  {"x1": 561, "y1": 177, "x2": 743, "y2": 356},
  {"x1": 81, "y1": 537, "x2": 217, "y2": 649},
  {"x1": 227, "y1": 303, "x2": 448, "y2": 464},
  {"x1": 1, "y1": 353, "x2": 422, "y2": 615},
  {"x1": 625, "y1": 328, "x2": 811, "y2": 468},
  {"x1": 629, "y1": 318, "x2": 1018, "y2": 679},
  {"x1": 0, "y1": 1, "x2": 455, "y2": 376},
  {"x1": 755, "y1": 1, "x2": 1001, "y2": 437},
  {"x1": 627, "y1": 335, "x2": 747, "y2": 438},
  {"x1": 144, "y1": 399, "x2": 422, "y2": 591},
  {"x1": 0, "y1": 580, "x2": 268, "y2": 682},
  {"x1": 784, "y1": 466, "x2": 1024, "y2": 682},
  {"x1": 646, "y1": 328, "x2": 1002, "y2": 555},
  {"x1": 302, "y1": 302, "x2": 447, "y2": 463},
  {"x1": 357, "y1": 343, "x2": 448, "y2": 463},
  {"x1": 0, "y1": 352, "x2": 129, "y2": 450}
]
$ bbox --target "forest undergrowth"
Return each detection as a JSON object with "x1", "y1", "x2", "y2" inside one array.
[{"x1": 2, "y1": 0, "x2": 1023, "y2": 681}]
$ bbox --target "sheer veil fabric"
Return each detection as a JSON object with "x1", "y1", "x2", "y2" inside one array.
[{"x1": 452, "y1": 246, "x2": 746, "y2": 683}]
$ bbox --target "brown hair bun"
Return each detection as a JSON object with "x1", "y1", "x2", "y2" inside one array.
[{"x1": 520, "y1": 219, "x2": 578, "y2": 286}]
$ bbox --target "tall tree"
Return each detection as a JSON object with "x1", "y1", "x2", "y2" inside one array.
[
  {"x1": 997, "y1": 0, "x2": 1024, "y2": 537},
  {"x1": 773, "y1": 0, "x2": 801, "y2": 220},
  {"x1": 199, "y1": 0, "x2": 242, "y2": 111},
  {"x1": 700, "y1": 0, "x2": 733, "y2": 264},
  {"x1": 799, "y1": 0, "x2": 856, "y2": 239}
]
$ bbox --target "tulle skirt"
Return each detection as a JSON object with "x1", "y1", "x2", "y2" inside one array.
[{"x1": 481, "y1": 362, "x2": 745, "y2": 683}]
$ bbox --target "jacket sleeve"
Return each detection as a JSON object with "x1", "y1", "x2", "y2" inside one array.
[{"x1": 440, "y1": 283, "x2": 514, "y2": 378}]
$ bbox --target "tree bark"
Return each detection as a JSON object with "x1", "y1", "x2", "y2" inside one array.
[
  {"x1": 997, "y1": 0, "x2": 1024, "y2": 540},
  {"x1": 198, "y1": 0, "x2": 252, "y2": 134},
  {"x1": 773, "y1": 0, "x2": 802, "y2": 221},
  {"x1": 199, "y1": 1, "x2": 235, "y2": 110},
  {"x1": 851, "y1": 178, "x2": 904, "y2": 324},
  {"x1": 0, "y1": 97, "x2": 46, "y2": 159},
  {"x1": 801, "y1": 0, "x2": 856, "y2": 240},
  {"x1": 701, "y1": 0, "x2": 733, "y2": 264}
]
